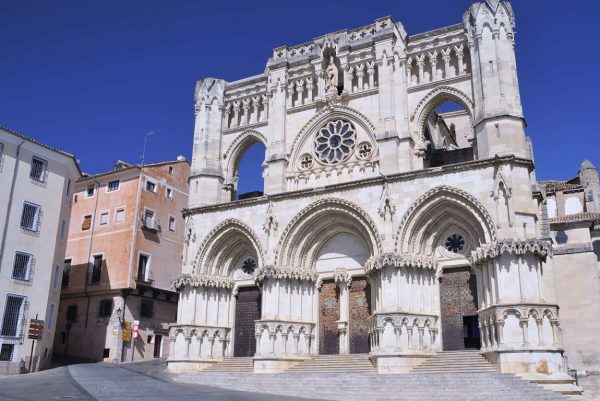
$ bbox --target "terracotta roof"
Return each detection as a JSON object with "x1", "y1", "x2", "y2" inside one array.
[
  {"x1": 549, "y1": 212, "x2": 600, "y2": 225},
  {"x1": 540, "y1": 180, "x2": 582, "y2": 194}
]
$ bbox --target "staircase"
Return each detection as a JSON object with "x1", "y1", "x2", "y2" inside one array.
[
  {"x1": 174, "y1": 353, "x2": 577, "y2": 401},
  {"x1": 411, "y1": 349, "x2": 496, "y2": 373},
  {"x1": 286, "y1": 353, "x2": 375, "y2": 373},
  {"x1": 202, "y1": 357, "x2": 253, "y2": 372}
]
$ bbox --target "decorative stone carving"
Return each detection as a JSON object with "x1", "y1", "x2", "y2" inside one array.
[
  {"x1": 171, "y1": 274, "x2": 234, "y2": 291},
  {"x1": 470, "y1": 239, "x2": 552, "y2": 264},
  {"x1": 364, "y1": 252, "x2": 438, "y2": 273},
  {"x1": 253, "y1": 265, "x2": 318, "y2": 283}
]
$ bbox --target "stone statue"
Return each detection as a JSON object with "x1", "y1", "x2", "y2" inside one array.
[{"x1": 325, "y1": 55, "x2": 338, "y2": 93}]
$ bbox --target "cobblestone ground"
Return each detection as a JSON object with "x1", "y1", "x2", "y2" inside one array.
[{"x1": 0, "y1": 359, "x2": 322, "y2": 401}]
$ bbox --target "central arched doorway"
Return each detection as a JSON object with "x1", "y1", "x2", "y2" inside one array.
[
  {"x1": 348, "y1": 277, "x2": 371, "y2": 353},
  {"x1": 439, "y1": 267, "x2": 480, "y2": 350},
  {"x1": 233, "y1": 286, "x2": 261, "y2": 357}
]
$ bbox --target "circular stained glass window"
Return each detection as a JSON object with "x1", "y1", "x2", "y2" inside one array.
[
  {"x1": 314, "y1": 120, "x2": 356, "y2": 165},
  {"x1": 445, "y1": 234, "x2": 465, "y2": 253},
  {"x1": 242, "y1": 258, "x2": 256, "y2": 275}
]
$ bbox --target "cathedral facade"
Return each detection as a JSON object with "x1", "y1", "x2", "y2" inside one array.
[{"x1": 168, "y1": 0, "x2": 572, "y2": 384}]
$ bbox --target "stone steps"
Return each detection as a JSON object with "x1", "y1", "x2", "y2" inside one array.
[
  {"x1": 202, "y1": 357, "x2": 253, "y2": 372},
  {"x1": 286, "y1": 353, "x2": 375, "y2": 373},
  {"x1": 412, "y1": 350, "x2": 497, "y2": 373},
  {"x1": 174, "y1": 371, "x2": 573, "y2": 400}
]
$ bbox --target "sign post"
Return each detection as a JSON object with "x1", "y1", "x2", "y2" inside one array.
[
  {"x1": 131, "y1": 320, "x2": 140, "y2": 361},
  {"x1": 27, "y1": 315, "x2": 44, "y2": 373}
]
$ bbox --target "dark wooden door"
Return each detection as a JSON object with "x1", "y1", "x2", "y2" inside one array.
[
  {"x1": 439, "y1": 267, "x2": 479, "y2": 350},
  {"x1": 319, "y1": 280, "x2": 339, "y2": 354},
  {"x1": 153, "y1": 335, "x2": 162, "y2": 357},
  {"x1": 349, "y1": 277, "x2": 371, "y2": 354},
  {"x1": 234, "y1": 286, "x2": 261, "y2": 357}
]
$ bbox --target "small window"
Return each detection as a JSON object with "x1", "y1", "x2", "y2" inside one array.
[
  {"x1": 12, "y1": 252, "x2": 32, "y2": 281},
  {"x1": 30, "y1": 156, "x2": 48, "y2": 182},
  {"x1": 147, "y1": 335, "x2": 154, "y2": 343},
  {"x1": 0, "y1": 344, "x2": 14, "y2": 361},
  {"x1": 60, "y1": 332, "x2": 66, "y2": 344},
  {"x1": 98, "y1": 299, "x2": 113, "y2": 317},
  {"x1": 99, "y1": 211, "x2": 109, "y2": 226},
  {"x1": 90, "y1": 255, "x2": 102, "y2": 283},
  {"x1": 62, "y1": 259, "x2": 71, "y2": 287},
  {"x1": 48, "y1": 304, "x2": 55, "y2": 331},
  {"x1": 60, "y1": 219, "x2": 67, "y2": 240},
  {"x1": 165, "y1": 187, "x2": 173, "y2": 200},
  {"x1": 168, "y1": 166, "x2": 174, "y2": 175},
  {"x1": 66, "y1": 305, "x2": 77, "y2": 321},
  {"x1": 107, "y1": 180, "x2": 120, "y2": 192},
  {"x1": 146, "y1": 180, "x2": 157, "y2": 193},
  {"x1": 20, "y1": 202, "x2": 40, "y2": 231},
  {"x1": 103, "y1": 348, "x2": 110, "y2": 358},
  {"x1": 140, "y1": 299, "x2": 154, "y2": 318},
  {"x1": 168, "y1": 216, "x2": 176, "y2": 231},
  {"x1": 115, "y1": 208, "x2": 125, "y2": 223},
  {"x1": 82, "y1": 215, "x2": 92, "y2": 231},
  {"x1": 137, "y1": 254, "x2": 149, "y2": 281},
  {"x1": 66, "y1": 178, "x2": 72, "y2": 197},
  {"x1": 1, "y1": 295, "x2": 25, "y2": 337},
  {"x1": 53, "y1": 264, "x2": 60, "y2": 289},
  {"x1": 85, "y1": 186, "x2": 95, "y2": 198}
]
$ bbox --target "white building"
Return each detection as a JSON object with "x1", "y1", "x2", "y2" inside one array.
[
  {"x1": 168, "y1": 0, "x2": 583, "y2": 395},
  {"x1": 0, "y1": 126, "x2": 81, "y2": 374}
]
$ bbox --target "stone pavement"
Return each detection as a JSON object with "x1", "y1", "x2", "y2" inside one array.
[{"x1": 0, "y1": 359, "x2": 322, "y2": 401}]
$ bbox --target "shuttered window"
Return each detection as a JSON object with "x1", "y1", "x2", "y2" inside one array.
[
  {"x1": 29, "y1": 157, "x2": 48, "y2": 182},
  {"x1": 81, "y1": 215, "x2": 92, "y2": 231},
  {"x1": 20, "y1": 202, "x2": 40, "y2": 231},
  {"x1": 12, "y1": 252, "x2": 32, "y2": 281},
  {"x1": 1, "y1": 295, "x2": 25, "y2": 337}
]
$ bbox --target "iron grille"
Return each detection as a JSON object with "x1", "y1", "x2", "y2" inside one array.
[
  {"x1": 20, "y1": 202, "x2": 40, "y2": 231},
  {"x1": 12, "y1": 252, "x2": 32, "y2": 281},
  {"x1": 1, "y1": 296, "x2": 25, "y2": 337},
  {"x1": 0, "y1": 344, "x2": 14, "y2": 361},
  {"x1": 29, "y1": 157, "x2": 47, "y2": 182}
]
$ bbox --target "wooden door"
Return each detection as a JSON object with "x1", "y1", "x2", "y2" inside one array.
[
  {"x1": 319, "y1": 280, "x2": 339, "y2": 354},
  {"x1": 349, "y1": 277, "x2": 371, "y2": 354},
  {"x1": 234, "y1": 286, "x2": 261, "y2": 357}
]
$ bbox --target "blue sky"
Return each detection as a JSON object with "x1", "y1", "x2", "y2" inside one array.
[{"x1": 1, "y1": 1, "x2": 599, "y2": 194}]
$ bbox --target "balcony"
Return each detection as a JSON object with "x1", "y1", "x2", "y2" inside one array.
[{"x1": 141, "y1": 216, "x2": 160, "y2": 232}]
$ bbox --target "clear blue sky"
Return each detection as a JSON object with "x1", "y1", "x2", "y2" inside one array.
[{"x1": 1, "y1": 1, "x2": 599, "y2": 192}]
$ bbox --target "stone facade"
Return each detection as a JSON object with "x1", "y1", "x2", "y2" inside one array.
[{"x1": 169, "y1": 0, "x2": 577, "y2": 391}]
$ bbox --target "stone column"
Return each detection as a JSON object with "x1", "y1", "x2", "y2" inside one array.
[
  {"x1": 356, "y1": 64, "x2": 365, "y2": 91},
  {"x1": 429, "y1": 51, "x2": 438, "y2": 81},
  {"x1": 296, "y1": 80, "x2": 305, "y2": 107},
  {"x1": 286, "y1": 83, "x2": 294, "y2": 108},
  {"x1": 442, "y1": 49, "x2": 451, "y2": 78},
  {"x1": 250, "y1": 96, "x2": 260, "y2": 124},
  {"x1": 306, "y1": 77, "x2": 314, "y2": 104},
  {"x1": 232, "y1": 101, "x2": 240, "y2": 128},
  {"x1": 367, "y1": 61, "x2": 375, "y2": 89},
  {"x1": 242, "y1": 98, "x2": 250, "y2": 126}
]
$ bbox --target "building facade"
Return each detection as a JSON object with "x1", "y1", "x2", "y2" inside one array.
[
  {"x1": 53, "y1": 159, "x2": 189, "y2": 363},
  {"x1": 541, "y1": 161, "x2": 600, "y2": 400},
  {"x1": 0, "y1": 126, "x2": 81, "y2": 374},
  {"x1": 169, "y1": 0, "x2": 578, "y2": 390}
]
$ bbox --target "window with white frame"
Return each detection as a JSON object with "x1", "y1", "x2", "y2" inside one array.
[
  {"x1": 85, "y1": 185, "x2": 95, "y2": 198},
  {"x1": 20, "y1": 202, "x2": 40, "y2": 231},
  {"x1": 53, "y1": 264, "x2": 60, "y2": 289},
  {"x1": 12, "y1": 252, "x2": 32, "y2": 281},
  {"x1": 0, "y1": 343, "x2": 14, "y2": 361},
  {"x1": 145, "y1": 180, "x2": 157, "y2": 193},
  {"x1": 1, "y1": 295, "x2": 26, "y2": 337},
  {"x1": 29, "y1": 156, "x2": 48, "y2": 182},
  {"x1": 107, "y1": 180, "x2": 120, "y2": 192},
  {"x1": 115, "y1": 208, "x2": 125, "y2": 223},
  {"x1": 165, "y1": 187, "x2": 173, "y2": 200},
  {"x1": 168, "y1": 216, "x2": 176, "y2": 231},
  {"x1": 60, "y1": 219, "x2": 67, "y2": 240},
  {"x1": 137, "y1": 254, "x2": 150, "y2": 281},
  {"x1": 99, "y1": 211, "x2": 109, "y2": 226}
]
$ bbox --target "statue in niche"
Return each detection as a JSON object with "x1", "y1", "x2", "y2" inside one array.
[{"x1": 325, "y1": 55, "x2": 339, "y2": 94}]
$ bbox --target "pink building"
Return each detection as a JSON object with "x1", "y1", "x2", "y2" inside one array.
[{"x1": 53, "y1": 159, "x2": 189, "y2": 362}]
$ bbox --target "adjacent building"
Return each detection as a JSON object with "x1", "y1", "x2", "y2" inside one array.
[
  {"x1": 0, "y1": 126, "x2": 81, "y2": 374},
  {"x1": 53, "y1": 158, "x2": 189, "y2": 363}
]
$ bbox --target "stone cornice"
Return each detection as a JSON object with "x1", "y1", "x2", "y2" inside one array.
[
  {"x1": 183, "y1": 156, "x2": 534, "y2": 217},
  {"x1": 171, "y1": 274, "x2": 234, "y2": 291},
  {"x1": 470, "y1": 239, "x2": 552, "y2": 264},
  {"x1": 253, "y1": 265, "x2": 318, "y2": 283},
  {"x1": 365, "y1": 253, "x2": 438, "y2": 273}
]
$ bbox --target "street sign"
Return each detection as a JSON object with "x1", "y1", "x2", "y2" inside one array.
[
  {"x1": 132, "y1": 320, "x2": 140, "y2": 340},
  {"x1": 122, "y1": 329, "x2": 132, "y2": 342},
  {"x1": 28, "y1": 319, "x2": 44, "y2": 340}
]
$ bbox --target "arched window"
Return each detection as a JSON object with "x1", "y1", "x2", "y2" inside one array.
[
  {"x1": 422, "y1": 100, "x2": 474, "y2": 168},
  {"x1": 235, "y1": 142, "x2": 266, "y2": 200}
]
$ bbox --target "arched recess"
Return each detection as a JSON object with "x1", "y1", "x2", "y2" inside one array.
[
  {"x1": 223, "y1": 130, "x2": 268, "y2": 200},
  {"x1": 288, "y1": 105, "x2": 378, "y2": 170},
  {"x1": 276, "y1": 198, "x2": 382, "y2": 270},
  {"x1": 395, "y1": 186, "x2": 496, "y2": 257},
  {"x1": 194, "y1": 219, "x2": 264, "y2": 277},
  {"x1": 411, "y1": 86, "x2": 475, "y2": 145}
]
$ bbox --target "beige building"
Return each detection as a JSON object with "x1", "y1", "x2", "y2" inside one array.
[
  {"x1": 0, "y1": 126, "x2": 81, "y2": 374},
  {"x1": 53, "y1": 158, "x2": 189, "y2": 363}
]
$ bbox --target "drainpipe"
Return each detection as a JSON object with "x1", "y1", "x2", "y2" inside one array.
[
  {"x1": 84, "y1": 178, "x2": 100, "y2": 328},
  {"x1": 0, "y1": 141, "x2": 25, "y2": 274},
  {"x1": 127, "y1": 167, "x2": 143, "y2": 288}
]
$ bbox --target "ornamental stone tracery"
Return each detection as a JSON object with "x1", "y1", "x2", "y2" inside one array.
[{"x1": 314, "y1": 120, "x2": 357, "y2": 165}]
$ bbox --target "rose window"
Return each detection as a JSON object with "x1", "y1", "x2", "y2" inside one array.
[
  {"x1": 242, "y1": 258, "x2": 256, "y2": 275},
  {"x1": 299, "y1": 153, "x2": 313, "y2": 170},
  {"x1": 314, "y1": 120, "x2": 356, "y2": 165},
  {"x1": 357, "y1": 142, "x2": 373, "y2": 159},
  {"x1": 445, "y1": 234, "x2": 465, "y2": 253}
]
